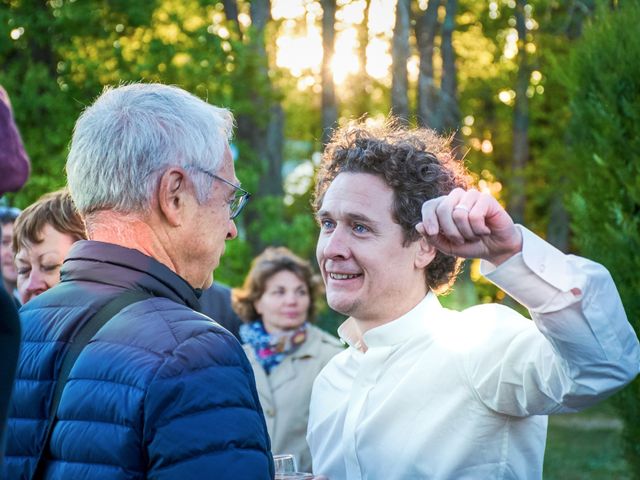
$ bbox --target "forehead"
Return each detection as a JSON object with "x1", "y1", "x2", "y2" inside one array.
[
  {"x1": 15, "y1": 224, "x2": 71, "y2": 256},
  {"x1": 266, "y1": 269, "x2": 306, "y2": 287},
  {"x1": 319, "y1": 172, "x2": 394, "y2": 219}
]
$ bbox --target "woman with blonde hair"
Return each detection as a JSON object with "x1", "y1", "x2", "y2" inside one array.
[{"x1": 233, "y1": 246, "x2": 342, "y2": 474}]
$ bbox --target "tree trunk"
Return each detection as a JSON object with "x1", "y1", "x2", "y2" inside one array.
[
  {"x1": 264, "y1": 104, "x2": 284, "y2": 197},
  {"x1": 510, "y1": 0, "x2": 529, "y2": 225},
  {"x1": 353, "y1": 0, "x2": 372, "y2": 116},
  {"x1": 29, "y1": 1, "x2": 57, "y2": 78},
  {"x1": 231, "y1": 0, "x2": 284, "y2": 253},
  {"x1": 415, "y1": 0, "x2": 441, "y2": 130},
  {"x1": 440, "y1": 0, "x2": 460, "y2": 136},
  {"x1": 391, "y1": 0, "x2": 411, "y2": 123},
  {"x1": 546, "y1": 191, "x2": 569, "y2": 251},
  {"x1": 321, "y1": 0, "x2": 338, "y2": 146},
  {"x1": 547, "y1": 0, "x2": 595, "y2": 250},
  {"x1": 221, "y1": 0, "x2": 243, "y2": 40},
  {"x1": 249, "y1": 0, "x2": 270, "y2": 47},
  {"x1": 250, "y1": 0, "x2": 282, "y2": 198}
]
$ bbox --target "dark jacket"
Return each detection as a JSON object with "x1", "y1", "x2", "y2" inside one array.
[
  {"x1": 199, "y1": 283, "x2": 243, "y2": 341},
  {"x1": 3, "y1": 240, "x2": 274, "y2": 480},
  {"x1": 0, "y1": 283, "x2": 20, "y2": 469},
  {"x1": 0, "y1": 85, "x2": 29, "y2": 468}
]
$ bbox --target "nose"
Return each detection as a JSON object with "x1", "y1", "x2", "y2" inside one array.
[
  {"x1": 284, "y1": 291, "x2": 298, "y2": 305},
  {"x1": 20, "y1": 270, "x2": 48, "y2": 303},
  {"x1": 320, "y1": 224, "x2": 350, "y2": 260},
  {"x1": 226, "y1": 219, "x2": 238, "y2": 240}
]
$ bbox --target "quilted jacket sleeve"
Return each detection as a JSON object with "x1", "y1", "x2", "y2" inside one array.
[{"x1": 143, "y1": 327, "x2": 274, "y2": 480}]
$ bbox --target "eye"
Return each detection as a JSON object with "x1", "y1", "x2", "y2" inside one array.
[
  {"x1": 353, "y1": 223, "x2": 370, "y2": 234},
  {"x1": 43, "y1": 264, "x2": 62, "y2": 273},
  {"x1": 319, "y1": 218, "x2": 335, "y2": 231},
  {"x1": 17, "y1": 267, "x2": 31, "y2": 276}
]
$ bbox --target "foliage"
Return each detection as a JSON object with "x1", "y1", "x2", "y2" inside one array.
[
  {"x1": 0, "y1": 0, "x2": 78, "y2": 206},
  {"x1": 0, "y1": 1, "x2": 560, "y2": 271},
  {"x1": 562, "y1": 2, "x2": 640, "y2": 476}
]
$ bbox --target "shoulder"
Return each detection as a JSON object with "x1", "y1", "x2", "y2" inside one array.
[
  {"x1": 460, "y1": 302, "x2": 534, "y2": 332},
  {"x1": 19, "y1": 286, "x2": 96, "y2": 344},
  {"x1": 102, "y1": 296, "x2": 246, "y2": 366},
  {"x1": 430, "y1": 302, "x2": 539, "y2": 360}
]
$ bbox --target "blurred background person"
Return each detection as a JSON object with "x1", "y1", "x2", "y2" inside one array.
[
  {"x1": 1, "y1": 205, "x2": 21, "y2": 306},
  {"x1": 232, "y1": 246, "x2": 343, "y2": 473},
  {"x1": 12, "y1": 188, "x2": 86, "y2": 304},
  {"x1": 0, "y1": 84, "x2": 29, "y2": 468}
]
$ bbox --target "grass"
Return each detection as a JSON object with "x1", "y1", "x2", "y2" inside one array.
[{"x1": 543, "y1": 400, "x2": 631, "y2": 479}]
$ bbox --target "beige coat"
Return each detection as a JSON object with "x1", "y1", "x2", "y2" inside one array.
[{"x1": 244, "y1": 324, "x2": 343, "y2": 474}]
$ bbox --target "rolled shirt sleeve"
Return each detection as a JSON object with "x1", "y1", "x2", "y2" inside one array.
[{"x1": 472, "y1": 225, "x2": 640, "y2": 415}]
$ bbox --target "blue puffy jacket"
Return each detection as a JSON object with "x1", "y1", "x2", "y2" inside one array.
[{"x1": 3, "y1": 241, "x2": 274, "y2": 480}]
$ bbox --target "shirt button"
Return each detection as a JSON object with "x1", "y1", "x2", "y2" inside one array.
[{"x1": 266, "y1": 409, "x2": 275, "y2": 417}]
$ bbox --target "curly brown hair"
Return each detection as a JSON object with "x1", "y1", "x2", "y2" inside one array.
[
  {"x1": 12, "y1": 188, "x2": 87, "y2": 254},
  {"x1": 231, "y1": 246, "x2": 324, "y2": 323},
  {"x1": 313, "y1": 119, "x2": 471, "y2": 293}
]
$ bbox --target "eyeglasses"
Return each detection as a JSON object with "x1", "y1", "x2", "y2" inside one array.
[{"x1": 189, "y1": 166, "x2": 251, "y2": 220}]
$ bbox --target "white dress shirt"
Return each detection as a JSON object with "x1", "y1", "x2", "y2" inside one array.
[{"x1": 307, "y1": 227, "x2": 639, "y2": 480}]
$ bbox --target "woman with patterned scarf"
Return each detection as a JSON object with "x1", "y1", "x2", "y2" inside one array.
[{"x1": 232, "y1": 246, "x2": 343, "y2": 474}]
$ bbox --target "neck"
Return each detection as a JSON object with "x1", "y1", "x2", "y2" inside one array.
[
  {"x1": 343, "y1": 289, "x2": 429, "y2": 352},
  {"x1": 355, "y1": 289, "x2": 428, "y2": 335},
  {"x1": 85, "y1": 210, "x2": 180, "y2": 277}
]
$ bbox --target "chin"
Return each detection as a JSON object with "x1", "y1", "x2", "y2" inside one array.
[{"x1": 328, "y1": 296, "x2": 358, "y2": 317}]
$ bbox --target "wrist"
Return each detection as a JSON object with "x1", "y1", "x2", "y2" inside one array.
[{"x1": 486, "y1": 226, "x2": 523, "y2": 266}]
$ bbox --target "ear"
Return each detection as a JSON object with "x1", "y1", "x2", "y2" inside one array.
[
  {"x1": 414, "y1": 235, "x2": 437, "y2": 269},
  {"x1": 157, "y1": 168, "x2": 188, "y2": 227}
]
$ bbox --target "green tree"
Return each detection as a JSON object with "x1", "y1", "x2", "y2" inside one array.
[
  {"x1": 0, "y1": 0, "x2": 78, "y2": 205},
  {"x1": 563, "y1": 2, "x2": 640, "y2": 476}
]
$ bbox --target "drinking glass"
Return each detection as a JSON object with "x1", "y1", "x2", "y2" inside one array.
[
  {"x1": 273, "y1": 454, "x2": 297, "y2": 474},
  {"x1": 273, "y1": 454, "x2": 315, "y2": 479}
]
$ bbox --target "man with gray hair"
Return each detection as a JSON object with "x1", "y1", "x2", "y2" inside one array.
[{"x1": 4, "y1": 83, "x2": 274, "y2": 479}]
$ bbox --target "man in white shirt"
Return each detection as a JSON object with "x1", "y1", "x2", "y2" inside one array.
[{"x1": 307, "y1": 121, "x2": 640, "y2": 480}]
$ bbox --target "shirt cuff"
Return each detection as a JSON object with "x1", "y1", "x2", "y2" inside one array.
[{"x1": 480, "y1": 225, "x2": 586, "y2": 312}]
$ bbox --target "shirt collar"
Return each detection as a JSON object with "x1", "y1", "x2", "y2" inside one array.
[{"x1": 337, "y1": 292, "x2": 443, "y2": 352}]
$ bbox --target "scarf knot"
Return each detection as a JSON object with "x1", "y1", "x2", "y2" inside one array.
[{"x1": 240, "y1": 321, "x2": 308, "y2": 374}]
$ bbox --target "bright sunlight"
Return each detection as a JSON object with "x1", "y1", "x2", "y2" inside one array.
[{"x1": 272, "y1": 0, "x2": 395, "y2": 87}]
